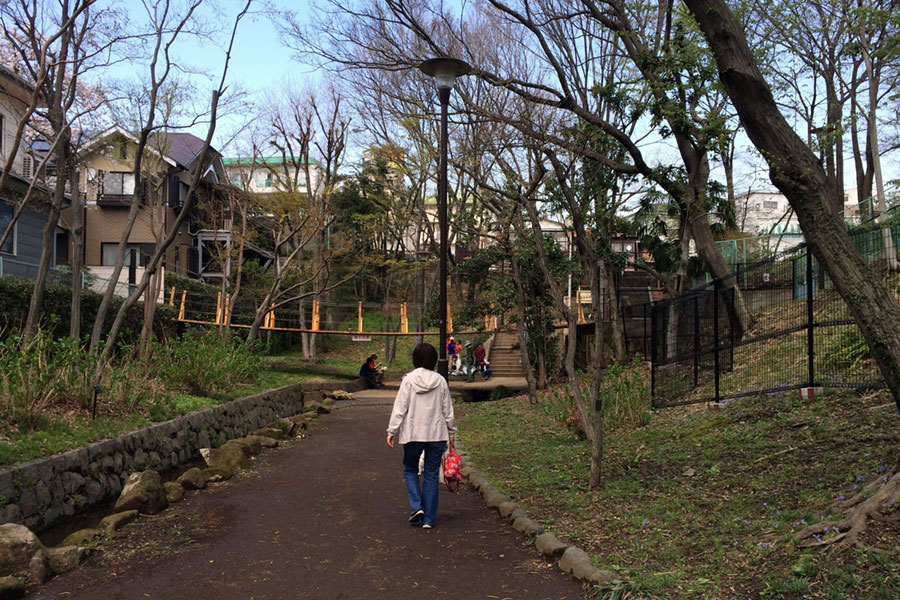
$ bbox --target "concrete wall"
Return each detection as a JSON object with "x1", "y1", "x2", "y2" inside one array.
[{"x1": 0, "y1": 379, "x2": 365, "y2": 531}]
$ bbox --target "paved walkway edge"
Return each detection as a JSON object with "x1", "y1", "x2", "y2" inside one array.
[{"x1": 457, "y1": 448, "x2": 622, "y2": 588}]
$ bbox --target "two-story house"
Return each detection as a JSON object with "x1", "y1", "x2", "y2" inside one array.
[{"x1": 74, "y1": 126, "x2": 228, "y2": 294}]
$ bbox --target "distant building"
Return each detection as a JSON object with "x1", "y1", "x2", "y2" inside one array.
[
  {"x1": 735, "y1": 188, "x2": 867, "y2": 250},
  {"x1": 223, "y1": 156, "x2": 323, "y2": 195}
]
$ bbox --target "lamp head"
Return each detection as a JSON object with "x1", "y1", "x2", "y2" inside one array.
[{"x1": 418, "y1": 57, "x2": 472, "y2": 90}]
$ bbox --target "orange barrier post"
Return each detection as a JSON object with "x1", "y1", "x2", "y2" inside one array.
[
  {"x1": 169, "y1": 286, "x2": 175, "y2": 306},
  {"x1": 358, "y1": 301, "x2": 363, "y2": 333},
  {"x1": 223, "y1": 297, "x2": 230, "y2": 324},
  {"x1": 484, "y1": 313, "x2": 490, "y2": 331},
  {"x1": 178, "y1": 291, "x2": 186, "y2": 320},
  {"x1": 447, "y1": 301, "x2": 453, "y2": 333},
  {"x1": 215, "y1": 292, "x2": 223, "y2": 324},
  {"x1": 401, "y1": 303, "x2": 408, "y2": 333}
]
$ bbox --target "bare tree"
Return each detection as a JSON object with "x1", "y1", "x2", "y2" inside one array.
[
  {"x1": 257, "y1": 85, "x2": 351, "y2": 354},
  {"x1": 93, "y1": 0, "x2": 254, "y2": 370},
  {"x1": 0, "y1": 0, "x2": 118, "y2": 342}
]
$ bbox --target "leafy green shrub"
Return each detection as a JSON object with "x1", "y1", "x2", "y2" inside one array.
[
  {"x1": 164, "y1": 272, "x2": 220, "y2": 298},
  {"x1": 599, "y1": 358, "x2": 653, "y2": 429},
  {"x1": 821, "y1": 327, "x2": 870, "y2": 370},
  {"x1": 0, "y1": 331, "x2": 99, "y2": 429},
  {"x1": 0, "y1": 275, "x2": 179, "y2": 344},
  {"x1": 541, "y1": 359, "x2": 652, "y2": 437},
  {"x1": 149, "y1": 330, "x2": 262, "y2": 397}
]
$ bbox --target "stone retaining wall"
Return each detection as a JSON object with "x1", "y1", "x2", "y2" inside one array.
[{"x1": 0, "y1": 379, "x2": 366, "y2": 531}]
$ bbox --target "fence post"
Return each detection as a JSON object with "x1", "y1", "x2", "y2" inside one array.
[
  {"x1": 806, "y1": 250, "x2": 815, "y2": 387},
  {"x1": 0, "y1": 255, "x2": 3, "y2": 276},
  {"x1": 714, "y1": 288, "x2": 721, "y2": 402},
  {"x1": 693, "y1": 296, "x2": 700, "y2": 389}
]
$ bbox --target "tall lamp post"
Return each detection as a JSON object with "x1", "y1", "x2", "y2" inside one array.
[{"x1": 419, "y1": 56, "x2": 471, "y2": 380}]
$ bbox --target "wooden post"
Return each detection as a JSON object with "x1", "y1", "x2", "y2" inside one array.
[
  {"x1": 169, "y1": 286, "x2": 175, "y2": 306},
  {"x1": 178, "y1": 290, "x2": 186, "y2": 320},
  {"x1": 491, "y1": 315, "x2": 498, "y2": 331},
  {"x1": 312, "y1": 300, "x2": 320, "y2": 331},
  {"x1": 401, "y1": 303, "x2": 408, "y2": 333},
  {"x1": 447, "y1": 301, "x2": 453, "y2": 333},
  {"x1": 358, "y1": 301, "x2": 363, "y2": 333},
  {"x1": 223, "y1": 296, "x2": 230, "y2": 325},
  {"x1": 215, "y1": 292, "x2": 223, "y2": 324},
  {"x1": 577, "y1": 296, "x2": 586, "y2": 324}
]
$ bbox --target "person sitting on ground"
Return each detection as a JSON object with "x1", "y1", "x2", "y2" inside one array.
[
  {"x1": 359, "y1": 354, "x2": 384, "y2": 388},
  {"x1": 369, "y1": 354, "x2": 385, "y2": 386},
  {"x1": 386, "y1": 342, "x2": 457, "y2": 529}
]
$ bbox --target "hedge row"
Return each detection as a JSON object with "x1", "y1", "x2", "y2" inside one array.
[{"x1": 0, "y1": 275, "x2": 180, "y2": 343}]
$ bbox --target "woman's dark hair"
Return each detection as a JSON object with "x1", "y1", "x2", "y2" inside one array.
[{"x1": 412, "y1": 343, "x2": 438, "y2": 370}]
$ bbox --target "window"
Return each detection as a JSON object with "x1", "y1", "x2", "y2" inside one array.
[
  {"x1": 0, "y1": 203, "x2": 15, "y2": 255},
  {"x1": 763, "y1": 200, "x2": 779, "y2": 210},
  {"x1": 101, "y1": 171, "x2": 136, "y2": 196},
  {"x1": 100, "y1": 243, "x2": 154, "y2": 267}
]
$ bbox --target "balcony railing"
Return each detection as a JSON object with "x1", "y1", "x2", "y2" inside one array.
[{"x1": 96, "y1": 194, "x2": 137, "y2": 207}]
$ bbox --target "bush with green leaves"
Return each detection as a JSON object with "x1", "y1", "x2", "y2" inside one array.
[
  {"x1": 0, "y1": 331, "x2": 98, "y2": 429},
  {"x1": 149, "y1": 329, "x2": 262, "y2": 397},
  {"x1": 0, "y1": 275, "x2": 180, "y2": 343},
  {"x1": 599, "y1": 358, "x2": 653, "y2": 429},
  {"x1": 543, "y1": 359, "x2": 652, "y2": 437},
  {"x1": 821, "y1": 327, "x2": 870, "y2": 371}
]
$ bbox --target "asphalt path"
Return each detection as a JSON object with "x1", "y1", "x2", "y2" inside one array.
[{"x1": 33, "y1": 398, "x2": 588, "y2": 600}]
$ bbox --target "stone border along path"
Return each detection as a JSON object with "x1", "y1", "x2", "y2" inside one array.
[{"x1": 17, "y1": 387, "x2": 596, "y2": 599}]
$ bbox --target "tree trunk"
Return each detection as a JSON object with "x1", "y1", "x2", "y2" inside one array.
[
  {"x1": 588, "y1": 260, "x2": 606, "y2": 489},
  {"x1": 69, "y1": 163, "x2": 83, "y2": 340},
  {"x1": 685, "y1": 0, "x2": 900, "y2": 413},
  {"x1": 23, "y1": 134, "x2": 69, "y2": 342},
  {"x1": 506, "y1": 242, "x2": 538, "y2": 403}
]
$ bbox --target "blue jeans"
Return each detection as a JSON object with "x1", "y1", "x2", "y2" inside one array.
[{"x1": 402, "y1": 441, "x2": 447, "y2": 526}]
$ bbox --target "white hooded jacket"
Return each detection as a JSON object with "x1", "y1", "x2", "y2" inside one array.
[{"x1": 386, "y1": 368, "x2": 457, "y2": 445}]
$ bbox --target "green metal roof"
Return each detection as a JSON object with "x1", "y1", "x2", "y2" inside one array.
[{"x1": 223, "y1": 156, "x2": 322, "y2": 167}]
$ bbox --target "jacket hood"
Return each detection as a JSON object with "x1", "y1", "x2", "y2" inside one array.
[{"x1": 406, "y1": 367, "x2": 444, "y2": 394}]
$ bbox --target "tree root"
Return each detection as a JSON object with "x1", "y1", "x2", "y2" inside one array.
[{"x1": 794, "y1": 471, "x2": 900, "y2": 549}]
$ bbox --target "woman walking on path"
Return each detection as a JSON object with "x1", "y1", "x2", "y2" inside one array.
[{"x1": 385, "y1": 343, "x2": 457, "y2": 529}]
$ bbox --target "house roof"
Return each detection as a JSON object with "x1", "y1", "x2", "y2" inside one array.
[
  {"x1": 151, "y1": 132, "x2": 210, "y2": 169},
  {"x1": 0, "y1": 65, "x2": 39, "y2": 105},
  {"x1": 223, "y1": 156, "x2": 322, "y2": 167}
]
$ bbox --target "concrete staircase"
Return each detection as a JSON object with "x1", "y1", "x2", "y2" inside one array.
[{"x1": 487, "y1": 332, "x2": 526, "y2": 378}]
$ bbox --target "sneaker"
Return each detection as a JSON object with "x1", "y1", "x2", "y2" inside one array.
[
  {"x1": 422, "y1": 524, "x2": 433, "y2": 529},
  {"x1": 408, "y1": 509, "x2": 424, "y2": 525}
]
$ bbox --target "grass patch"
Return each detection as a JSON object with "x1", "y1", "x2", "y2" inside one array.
[{"x1": 456, "y1": 387, "x2": 900, "y2": 599}]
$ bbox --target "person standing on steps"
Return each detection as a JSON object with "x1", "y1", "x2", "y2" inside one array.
[{"x1": 385, "y1": 342, "x2": 457, "y2": 529}]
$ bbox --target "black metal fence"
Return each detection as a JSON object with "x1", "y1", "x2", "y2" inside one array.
[{"x1": 650, "y1": 225, "x2": 899, "y2": 408}]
